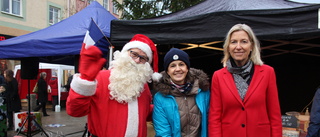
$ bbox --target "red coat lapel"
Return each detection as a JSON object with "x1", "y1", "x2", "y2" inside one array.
[
  {"x1": 222, "y1": 68, "x2": 243, "y2": 105},
  {"x1": 243, "y1": 65, "x2": 264, "y2": 103},
  {"x1": 221, "y1": 65, "x2": 265, "y2": 105}
]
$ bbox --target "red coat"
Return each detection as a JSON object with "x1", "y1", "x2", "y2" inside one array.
[
  {"x1": 48, "y1": 77, "x2": 58, "y2": 96},
  {"x1": 67, "y1": 70, "x2": 152, "y2": 137},
  {"x1": 208, "y1": 65, "x2": 282, "y2": 137}
]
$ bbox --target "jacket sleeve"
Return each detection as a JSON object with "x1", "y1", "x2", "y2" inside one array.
[
  {"x1": 208, "y1": 71, "x2": 222, "y2": 137},
  {"x1": 152, "y1": 93, "x2": 172, "y2": 137},
  {"x1": 307, "y1": 88, "x2": 320, "y2": 137},
  {"x1": 266, "y1": 67, "x2": 282, "y2": 137},
  {"x1": 66, "y1": 74, "x2": 96, "y2": 117}
]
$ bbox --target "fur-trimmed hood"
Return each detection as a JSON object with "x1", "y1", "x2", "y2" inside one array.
[{"x1": 153, "y1": 68, "x2": 210, "y2": 95}]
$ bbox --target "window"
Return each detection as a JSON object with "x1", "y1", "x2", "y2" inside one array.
[
  {"x1": 112, "y1": 1, "x2": 118, "y2": 15},
  {"x1": 103, "y1": 0, "x2": 109, "y2": 11},
  {"x1": 1, "y1": 0, "x2": 22, "y2": 16},
  {"x1": 88, "y1": 0, "x2": 94, "y2": 4},
  {"x1": 49, "y1": 6, "x2": 61, "y2": 25}
]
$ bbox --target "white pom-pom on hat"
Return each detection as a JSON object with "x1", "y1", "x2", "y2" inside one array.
[{"x1": 152, "y1": 72, "x2": 162, "y2": 82}]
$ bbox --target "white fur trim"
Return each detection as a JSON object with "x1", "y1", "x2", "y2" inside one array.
[
  {"x1": 125, "y1": 100, "x2": 139, "y2": 137},
  {"x1": 122, "y1": 41, "x2": 153, "y2": 63},
  {"x1": 70, "y1": 74, "x2": 97, "y2": 96},
  {"x1": 152, "y1": 72, "x2": 162, "y2": 82}
]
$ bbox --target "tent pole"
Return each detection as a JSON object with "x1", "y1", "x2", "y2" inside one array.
[{"x1": 108, "y1": 46, "x2": 113, "y2": 69}]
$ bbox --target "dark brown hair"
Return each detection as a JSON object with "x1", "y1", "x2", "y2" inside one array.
[{"x1": 4, "y1": 69, "x2": 14, "y2": 82}]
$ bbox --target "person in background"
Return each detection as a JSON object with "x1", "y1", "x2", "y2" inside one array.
[
  {"x1": 34, "y1": 72, "x2": 50, "y2": 116},
  {"x1": 0, "y1": 84, "x2": 6, "y2": 105},
  {"x1": 0, "y1": 84, "x2": 6, "y2": 106},
  {"x1": 0, "y1": 60, "x2": 7, "y2": 78},
  {"x1": 307, "y1": 85, "x2": 320, "y2": 137},
  {"x1": 64, "y1": 73, "x2": 73, "y2": 92},
  {"x1": 208, "y1": 24, "x2": 282, "y2": 137},
  {"x1": 48, "y1": 76, "x2": 58, "y2": 111},
  {"x1": 0, "y1": 84, "x2": 6, "y2": 98},
  {"x1": 4, "y1": 69, "x2": 21, "y2": 130},
  {"x1": 67, "y1": 34, "x2": 159, "y2": 137},
  {"x1": 152, "y1": 48, "x2": 210, "y2": 137},
  {"x1": 0, "y1": 84, "x2": 7, "y2": 136},
  {"x1": 0, "y1": 71, "x2": 4, "y2": 85}
]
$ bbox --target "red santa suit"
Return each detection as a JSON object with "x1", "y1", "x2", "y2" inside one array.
[{"x1": 67, "y1": 70, "x2": 152, "y2": 137}]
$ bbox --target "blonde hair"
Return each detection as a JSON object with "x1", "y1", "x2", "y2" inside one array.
[{"x1": 221, "y1": 24, "x2": 263, "y2": 67}]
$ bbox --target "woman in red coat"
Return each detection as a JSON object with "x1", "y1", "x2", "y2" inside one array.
[{"x1": 208, "y1": 24, "x2": 282, "y2": 137}]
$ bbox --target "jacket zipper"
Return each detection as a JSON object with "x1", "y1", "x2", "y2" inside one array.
[{"x1": 185, "y1": 95, "x2": 190, "y2": 135}]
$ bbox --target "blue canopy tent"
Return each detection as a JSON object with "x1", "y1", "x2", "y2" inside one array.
[{"x1": 0, "y1": 1, "x2": 117, "y2": 65}]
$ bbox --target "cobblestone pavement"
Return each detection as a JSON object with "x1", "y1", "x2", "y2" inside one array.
[
  {"x1": 8, "y1": 107, "x2": 87, "y2": 137},
  {"x1": 7, "y1": 106, "x2": 156, "y2": 137}
]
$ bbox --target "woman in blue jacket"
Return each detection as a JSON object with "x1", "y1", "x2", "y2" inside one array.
[{"x1": 152, "y1": 48, "x2": 210, "y2": 137}]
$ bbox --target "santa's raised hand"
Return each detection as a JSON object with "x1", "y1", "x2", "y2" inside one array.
[{"x1": 79, "y1": 45, "x2": 106, "y2": 81}]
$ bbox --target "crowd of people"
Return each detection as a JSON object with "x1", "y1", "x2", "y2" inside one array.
[{"x1": 1, "y1": 24, "x2": 319, "y2": 136}]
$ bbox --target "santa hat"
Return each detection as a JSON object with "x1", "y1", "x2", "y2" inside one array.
[{"x1": 122, "y1": 34, "x2": 161, "y2": 80}]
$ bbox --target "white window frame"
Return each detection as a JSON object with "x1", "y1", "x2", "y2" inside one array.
[
  {"x1": 103, "y1": 0, "x2": 109, "y2": 11},
  {"x1": 1, "y1": 0, "x2": 22, "y2": 16},
  {"x1": 112, "y1": 2, "x2": 118, "y2": 15},
  {"x1": 49, "y1": 6, "x2": 61, "y2": 25}
]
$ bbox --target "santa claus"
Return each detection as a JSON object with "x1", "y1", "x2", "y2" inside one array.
[{"x1": 66, "y1": 34, "x2": 159, "y2": 137}]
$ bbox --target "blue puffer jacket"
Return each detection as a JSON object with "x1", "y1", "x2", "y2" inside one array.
[
  {"x1": 153, "y1": 89, "x2": 210, "y2": 137},
  {"x1": 152, "y1": 68, "x2": 210, "y2": 137}
]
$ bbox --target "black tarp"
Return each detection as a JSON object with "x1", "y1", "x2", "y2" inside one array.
[
  {"x1": 147, "y1": 0, "x2": 311, "y2": 20},
  {"x1": 110, "y1": 0, "x2": 317, "y2": 46},
  {"x1": 110, "y1": 0, "x2": 320, "y2": 114},
  {"x1": 114, "y1": 6, "x2": 318, "y2": 45}
]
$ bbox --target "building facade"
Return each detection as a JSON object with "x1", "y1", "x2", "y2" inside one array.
[{"x1": 0, "y1": 0, "x2": 120, "y2": 71}]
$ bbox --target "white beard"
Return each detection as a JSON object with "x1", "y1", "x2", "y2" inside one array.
[{"x1": 108, "y1": 51, "x2": 153, "y2": 103}]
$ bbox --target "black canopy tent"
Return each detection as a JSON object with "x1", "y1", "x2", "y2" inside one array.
[
  {"x1": 110, "y1": 0, "x2": 317, "y2": 44},
  {"x1": 111, "y1": 0, "x2": 320, "y2": 59},
  {"x1": 147, "y1": 0, "x2": 312, "y2": 20},
  {"x1": 110, "y1": 0, "x2": 320, "y2": 114}
]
